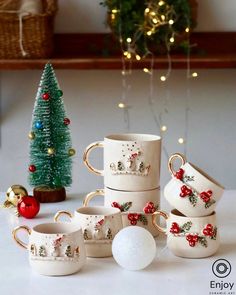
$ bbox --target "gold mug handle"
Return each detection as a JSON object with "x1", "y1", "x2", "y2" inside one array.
[
  {"x1": 83, "y1": 189, "x2": 105, "y2": 207},
  {"x1": 12, "y1": 225, "x2": 31, "y2": 249},
  {"x1": 83, "y1": 141, "x2": 104, "y2": 176},
  {"x1": 54, "y1": 211, "x2": 73, "y2": 222},
  {"x1": 152, "y1": 210, "x2": 169, "y2": 234},
  {"x1": 168, "y1": 153, "x2": 186, "y2": 176}
]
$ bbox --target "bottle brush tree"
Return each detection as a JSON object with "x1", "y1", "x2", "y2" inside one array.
[{"x1": 28, "y1": 63, "x2": 75, "y2": 202}]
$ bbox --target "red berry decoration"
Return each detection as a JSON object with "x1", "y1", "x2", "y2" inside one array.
[
  {"x1": 29, "y1": 164, "x2": 36, "y2": 172},
  {"x1": 200, "y1": 190, "x2": 212, "y2": 203},
  {"x1": 186, "y1": 233, "x2": 198, "y2": 246},
  {"x1": 180, "y1": 185, "x2": 192, "y2": 198},
  {"x1": 128, "y1": 213, "x2": 141, "y2": 225},
  {"x1": 143, "y1": 202, "x2": 156, "y2": 214},
  {"x1": 203, "y1": 224, "x2": 214, "y2": 237},
  {"x1": 111, "y1": 202, "x2": 121, "y2": 210},
  {"x1": 175, "y1": 168, "x2": 185, "y2": 180},
  {"x1": 42, "y1": 92, "x2": 50, "y2": 100},
  {"x1": 64, "y1": 118, "x2": 71, "y2": 125},
  {"x1": 170, "y1": 222, "x2": 180, "y2": 234},
  {"x1": 17, "y1": 196, "x2": 40, "y2": 219}
]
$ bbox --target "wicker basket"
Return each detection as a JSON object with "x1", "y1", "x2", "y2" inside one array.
[{"x1": 0, "y1": 0, "x2": 57, "y2": 59}]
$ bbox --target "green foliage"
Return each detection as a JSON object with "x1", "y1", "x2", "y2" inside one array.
[
  {"x1": 28, "y1": 63, "x2": 73, "y2": 189},
  {"x1": 100, "y1": 0, "x2": 195, "y2": 55},
  {"x1": 181, "y1": 221, "x2": 192, "y2": 232}
]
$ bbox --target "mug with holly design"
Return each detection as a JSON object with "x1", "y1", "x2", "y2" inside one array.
[
  {"x1": 84, "y1": 188, "x2": 160, "y2": 237},
  {"x1": 83, "y1": 187, "x2": 160, "y2": 213},
  {"x1": 83, "y1": 134, "x2": 161, "y2": 191},
  {"x1": 164, "y1": 153, "x2": 224, "y2": 217},
  {"x1": 152, "y1": 209, "x2": 220, "y2": 258},
  {"x1": 54, "y1": 206, "x2": 122, "y2": 258}
]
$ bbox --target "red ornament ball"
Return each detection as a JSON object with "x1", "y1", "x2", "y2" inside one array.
[
  {"x1": 29, "y1": 165, "x2": 36, "y2": 172},
  {"x1": 64, "y1": 118, "x2": 71, "y2": 125},
  {"x1": 17, "y1": 196, "x2": 40, "y2": 219},
  {"x1": 42, "y1": 92, "x2": 50, "y2": 100}
]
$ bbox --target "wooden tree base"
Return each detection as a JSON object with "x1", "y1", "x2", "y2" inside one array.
[{"x1": 33, "y1": 186, "x2": 66, "y2": 203}]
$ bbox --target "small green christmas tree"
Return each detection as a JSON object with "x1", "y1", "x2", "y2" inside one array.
[
  {"x1": 65, "y1": 245, "x2": 72, "y2": 257},
  {"x1": 106, "y1": 228, "x2": 112, "y2": 239},
  {"x1": 28, "y1": 63, "x2": 75, "y2": 202},
  {"x1": 39, "y1": 245, "x2": 46, "y2": 257}
]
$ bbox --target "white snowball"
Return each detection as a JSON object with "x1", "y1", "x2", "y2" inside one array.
[{"x1": 112, "y1": 226, "x2": 156, "y2": 270}]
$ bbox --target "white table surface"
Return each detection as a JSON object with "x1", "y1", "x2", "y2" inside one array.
[{"x1": 0, "y1": 191, "x2": 235, "y2": 295}]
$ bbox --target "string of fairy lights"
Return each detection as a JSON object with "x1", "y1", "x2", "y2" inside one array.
[{"x1": 109, "y1": 0, "x2": 199, "y2": 158}]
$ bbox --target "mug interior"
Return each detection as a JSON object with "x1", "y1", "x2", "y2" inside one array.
[
  {"x1": 33, "y1": 223, "x2": 81, "y2": 234},
  {"x1": 171, "y1": 209, "x2": 216, "y2": 219},
  {"x1": 77, "y1": 206, "x2": 120, "y2": 216},
  {"x1": 189, "y1": 162, "x2": 224, "y2": 189},
  {"x1": 106, "y1": 133, "x2": 161, "y2": 142}
]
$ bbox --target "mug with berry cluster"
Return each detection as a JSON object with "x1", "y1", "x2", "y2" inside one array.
[
  {"x1": 152, "y1": 209, "x2": 220, "y2": 258},
  {"x1": 83, "y1": 187, "x2": 160, "y2": 213},
  {"x1": 83, "y1": 188, "x2": 160, "y2": 237},
  {"x1": 164, "y1": 153, "x2": 224, "y2": 217}
]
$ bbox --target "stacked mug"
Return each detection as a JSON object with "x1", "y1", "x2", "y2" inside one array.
[
  {"x1": 152, "y1": 153, "x2": 225, "y2": 258},
  {"x1": 83, "y1": 134, "x2": 162, "y2": 237}
]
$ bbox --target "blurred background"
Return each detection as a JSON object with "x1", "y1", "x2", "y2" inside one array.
[{"x1": 0, "y1": 0, "x2": 235, "y2": 194}]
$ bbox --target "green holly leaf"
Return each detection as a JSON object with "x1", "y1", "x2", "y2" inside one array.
[
  {"x1": 183, "y1": 175, "x2": 195, "y2": 182},
  {"x1": 138, "y1": 214, "x2": 148, "y2": 226},
  {"x1": 198, "y1": 236, "x2": 208, "y2": 248},
  {"x1": 181, "y1": 221, "x2": 192, "y2": 232},
  {"x1": 189, "y1": 195, "x2": 197, "y2": 207},
  {"x1": 121, "y1": 202, "x2": 132, "y2": 212},
  {"x1": 205, "y1": 199, "x2": 216, "y2": 209},
  {"x1": 211, "y1": 227, "x2": 217, "y2": 240}
]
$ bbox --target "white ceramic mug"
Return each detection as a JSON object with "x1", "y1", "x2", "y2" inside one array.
[
  {"x1": 84, "y1": 189, "x2": 160, "y2": 237},
  {"x1": 164, "y1": 153, "x2": 225, "y2": 217},
  {"x1": 83, "y1": 134, "x2": 161, "y2": 191},
  {"x1": 84, "y1": 187, "x2": 160, "y2": 213},
  {"x1": 54, "y1": 206, "x2": 122, "y2": 258},
  {"x1": 12, "y1": 223, "x2": 86, "y2": 276},
  {"x1": 152, "y1": 209, "x2": 220, "y2": 258}
]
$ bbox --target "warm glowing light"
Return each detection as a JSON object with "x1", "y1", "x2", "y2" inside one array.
[
  {"x1": 121, "y1": 70, "x2": 126, "y2": 75},
  {"x1": 158, "y1": 1, "x2": 165, "y2": 6},
  {"x1": 126, "y1": 53, "x2": 131, "y2": 59},
  {"x1": 151, "y1": 11, "x2": 156, "y2": 16},
  {"x1": 145, "y1": 8, "x2": 150, "y2": 13},
  {"x1": 136, "y1": 54, "x2": 141, "y2": 60},
  {"x1": 169, "y1": 19, "x2": 174, "y2": 25},
  {"x1": 160, "y1": 76, "x2": 166, "y2": 81},
  {"x1": 161, "y1": 125, "x2": 167, "y2": 132},
  {"x1": 152, "y1": 18, "x2": 158, "y2": 24},
  {"x1": 147, "y1": 31, "x2": 152, "y2": 36},
  {"x1": 143, "y1": 68, "x2": 151, "y2": 74},
  {"x1": 126, "y1": 37, "x2": 132, "y2": 43},
  {"x1": 178, "y1": 138, "x2": 185, "y2": 144},
  {"x1": 185, "y1": 27, "x2": 190, "y2": 33},
  {"x1": 192, "y1": 72, "x2": 198, "y2": 77},
  {"x1": 170, "y1": 37, "x2": 175, "y2": 43},
  {"x1": 123, "y1": 51, "x2": 128, "y2": 56},
  {"x1": 111, "y1": 14, "x2": 115, "y2": 20},
  {"x1": 118, "y1": 103, "x2": 126, "y2": 108},
  {"x1": 112, "y1": 9, "x2": 118, "y2": 13},
  {"x1": 161, "y1": 15, "x2": 165, "y2": 21}
]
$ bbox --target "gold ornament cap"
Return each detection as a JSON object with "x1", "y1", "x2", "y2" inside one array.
[
  {"x1": 5, "y1": 185, "x2": 28, "y2": 207},
  {"x1": 28, "y1": 132, "x2": 35, "y2": 140},
  {"x1": 47, "y1": 148, "x2": 55, "y2": 155},
  {"x1": 68, "y1": 148, "x2": 76, "y2": 156}
]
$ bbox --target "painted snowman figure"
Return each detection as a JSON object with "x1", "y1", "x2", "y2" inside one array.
[
  {"x1": 51, "y1": 236, "x2": 63, "y2": 257},
  {"x1": 93, "y1": 219, "x2": 105, "y2": 240},
  {"x1": 126, "y1": 152, "x2": 140, "y2": 172}
]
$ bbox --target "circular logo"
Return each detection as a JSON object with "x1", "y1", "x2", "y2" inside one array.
[{"x1": 212, "y1": 259, "x2": 232, "y2": 278}]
